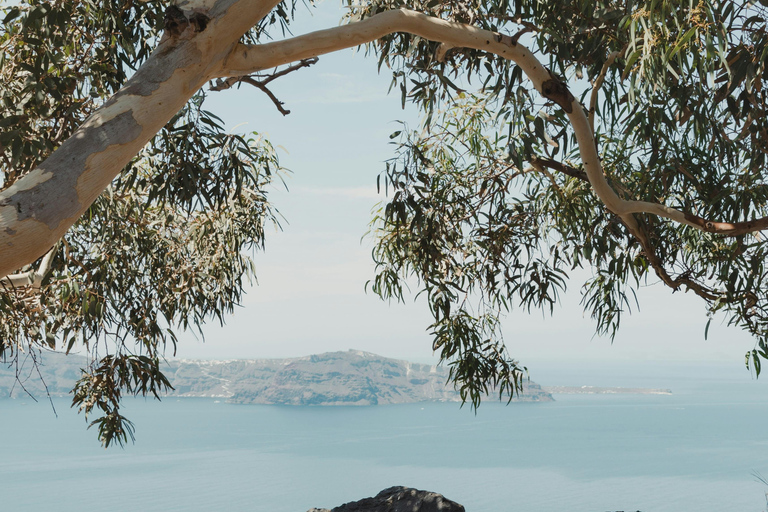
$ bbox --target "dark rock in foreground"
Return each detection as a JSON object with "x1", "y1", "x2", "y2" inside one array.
[{"x1": 307, "y1": 486, "x2": 465, "y2": 512}]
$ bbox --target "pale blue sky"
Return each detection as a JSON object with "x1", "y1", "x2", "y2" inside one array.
[{"x1": 172, "y1": 0, "x2": 757, "y2": 373}]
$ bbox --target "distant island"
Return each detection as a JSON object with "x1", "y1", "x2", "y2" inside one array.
[
  {"x1": 0, "y1": 349, "x2": 671, "y2": 404},
  {"x1": 0, "y1": 350, "x2": 552, "y2": 404},
  {"x1": 166, "y1": 350, "x2": 554, "y2": 405}
]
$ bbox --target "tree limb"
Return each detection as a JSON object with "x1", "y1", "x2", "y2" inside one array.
[
  {"x1": 219, "y1": 9, "x2": 768, "y2": 239},
  {"x1": 615, "y1": 199, "x2": 768, "y2": 235},
  {"x1": 220, "y1": 76, "x2": 292, "y2": 114},
  {"x1": 529, "y1": 159, "x2": 562, "y2": 195},
  {"x1": 620, "y1": 215, "x2": 718, "y2": 301},
  {"x1": 210, "y1": 57, "x2": 318, "y2": 90},
  {"x1": 533, "y1": 157, "x2": 589, "y2": 182},
  {"x1": 219, "y1": 9, "x2": 556, "y2": 88}
]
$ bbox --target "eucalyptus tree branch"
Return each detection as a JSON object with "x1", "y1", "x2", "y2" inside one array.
[
  {"x1": 617, "y1": 200, "x2": 768, "y2": 235},
  {"x1": 588, "y1": 49, "x2": 623, "y2": 133},
  {"x1": 214, "y1": 75, "x2": 292, "y2": 114},
  {"x1": 2, "y1": 4, "x2": 767, "y2": 281},
  {"x1": 0, "y1": 0, "x2": 284, "y2": 278},
  {"x1": 619, "y1": 215, "x2": 719, "y2": 301},
  {"x1": 528, "y1": 157, "x2": 718, "y2": 299},
  {"x1": 527, "y1": 160, "x2": 719, "y2": 299},
  {"x1": 219, "y1": 10, "x2": 556, "y2": 86},
  {"x1": 533, "y1": 157, "x2": 589, "y2": 182},
  {"x1": 529, "y1": 159, "x2": 562, "y2": 194},
  {"x1": 257, "y1": 57, "x2": 319, "y2": 85},
  {"x1": 484, "y1": 155, "x2": 587, "y2": 183},
  {"x1": 510, "y1": 25, "x2": 537, "y2": 44},
  {"x1": 677, "y1": 212, "x2": 768, "y2": 236},
  {"x1": 220, "y1": 9, "x2": 768, "y2": 239},
  {"x1": 218, "y1": 8, "x2": 624, "y2": 218},
  {"x1": 486, "y1": 15, "x2": 540, "y2": 33}
]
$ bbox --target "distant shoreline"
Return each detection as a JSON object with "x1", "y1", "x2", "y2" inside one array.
[{"x1": 543, "y1": 386, "x2": 672, "y2": 395}]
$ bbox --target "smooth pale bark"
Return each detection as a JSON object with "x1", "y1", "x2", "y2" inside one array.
[
  {"x1": 1, "y1": 3, "x2": 766, "y2": 280},
  {"x1": 0, "y1": 0, "x2": 283, "y2": 279}
]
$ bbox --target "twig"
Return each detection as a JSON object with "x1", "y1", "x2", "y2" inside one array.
[
  {"x1": 487, "y1": 14, "x2": 539, "y2": 33},
  {"x1": 259, "y1": 57, "x2": 319, "y2": 86},
  {"x1": 209, "y1": 57, "x2": 319, "y2": 116},
  {"x1": 10, "y1": 351, "x2": 40, "y2": 403},
  {"x1": 32, "y1": 350, "x2": 58, "y2": 417},
  {"x1": 240, "y1": 76, "x2": 292, "y2": 115},
  {"x1": 510, "y1": 25, "x2": 535, "y2": 44}
]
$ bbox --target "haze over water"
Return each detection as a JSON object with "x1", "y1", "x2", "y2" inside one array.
[{"x1": 3, "y1": 360, "x2": 767, "y2": 511}]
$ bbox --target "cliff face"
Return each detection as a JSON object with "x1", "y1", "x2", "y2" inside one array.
[
  {"x1": 166, "y1": 350, "x2": 553, "y2": 405},
  {"x1": 0, "y1": 350, "x2": 554, "y2": 405},
  {"x1": 226, "y1": 350, "x2": 452, "y2": 405}
]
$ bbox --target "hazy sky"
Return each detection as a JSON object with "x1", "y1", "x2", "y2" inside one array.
[{"x1": 171, "y1": 0, "x2": 757, "y2": 373}]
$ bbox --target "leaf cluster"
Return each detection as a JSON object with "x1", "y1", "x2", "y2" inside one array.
[{"x1": 361, "y1": 0, "x2": 768, "y2": 400}]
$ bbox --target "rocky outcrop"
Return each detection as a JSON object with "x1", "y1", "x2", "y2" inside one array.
[{"x1": 307, "y1": 486, "x2": 465, "y2": 512}]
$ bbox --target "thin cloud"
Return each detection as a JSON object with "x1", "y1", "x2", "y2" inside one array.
[
  {"x1": 298, "y1": 186, "x2": 383, "y2": 200},
  {"x1": 293, "y1": 72, "x2": 390, "y2": 104}
]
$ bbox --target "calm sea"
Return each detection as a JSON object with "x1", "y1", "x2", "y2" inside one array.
[{"x1": 2, "y1": 361, "x2": 768, "y2": 511}]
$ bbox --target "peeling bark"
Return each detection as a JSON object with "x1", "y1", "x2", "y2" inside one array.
[{"x1": 6, "y1": 111, "x2": 142, "y2": 230}]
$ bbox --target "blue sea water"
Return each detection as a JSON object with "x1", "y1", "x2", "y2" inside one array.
[{"x1": 2, "y1": 361, "x2": 768, "y2": 511}]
